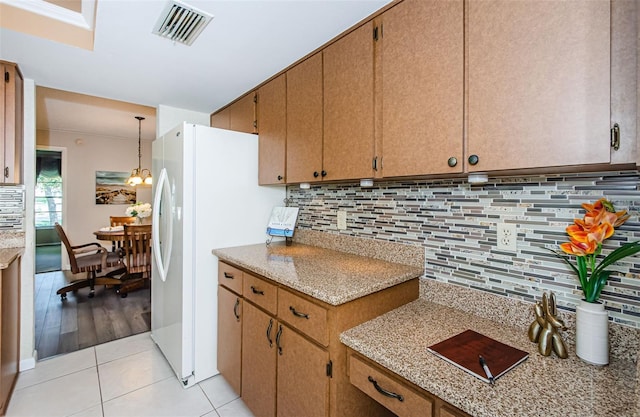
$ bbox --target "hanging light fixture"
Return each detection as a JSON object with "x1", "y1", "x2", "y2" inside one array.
[{"x1": 127, "y1": 116, "x2": 152, "y2": 186}]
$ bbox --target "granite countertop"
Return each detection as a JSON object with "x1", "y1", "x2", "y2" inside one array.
[
  {"x1": 213, "y1": 242, "x2": 423, "y2": 306},
  {"x1": 0, "y1": 247, "x2": 24, "y2": 269},
  {"x1": 340, "y1": 299, "x2": 638, "y2": 417}
]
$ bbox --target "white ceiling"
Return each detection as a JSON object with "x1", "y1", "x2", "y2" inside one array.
[{"x1": 0, "y1": 0, "x2": 392, "y2": 116}]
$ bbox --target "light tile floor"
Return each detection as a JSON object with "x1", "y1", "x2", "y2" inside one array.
[{"x1": 6, "y1": 332, "x2": 255, "y2": 417}]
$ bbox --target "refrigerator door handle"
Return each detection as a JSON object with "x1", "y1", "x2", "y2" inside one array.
[{"x1": 153, "y1": 167, "x2": 173, "y2": 282}]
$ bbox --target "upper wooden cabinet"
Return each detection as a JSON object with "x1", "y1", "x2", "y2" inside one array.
[
  {"x1": 0, "y1": 61, "x2": 23, "y2": 184},
  {"x1": 323, "y1": 22, "x2": 375, "y2": 182},
  {"x1": 258, "y1": 75, "x2": 287, "y2": 185},
  {"x1": 467, "y1": 0, "x2": 611, "y2": 172},
  {"x1": 230, "y1": 92, "x2": 257, "y2": 134},
  {"x1": 286, "y1": 53, "x2": 324, "y2": 184},
  {"x1": 210, "y1": 107, "x2": 230, "y2": 130},
  {"x1": 210, "y1": 91, "x2": 256, "y2": 134},
  {"x1": 213, "y1": 0, "x2": 632, "y2": 181},
  {"x1": 380, "y1": 0, "x2": 464, "y2": 177}
]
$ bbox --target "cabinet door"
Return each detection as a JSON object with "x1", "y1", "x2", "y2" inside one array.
[
  {"x1": 258, "y1": 75, "x2": 287, "y2": 185},
  {"x1": 217, "y1": 286, "x2": 242, "y2": 395},
  {"x1": 381, "y1": 0, "x2": 463, "y2": 177},
  {"x1": 229, "y1": 92, "x2": 256, "y2": 134},
  {"x1": 323, "y1": 22, "x2": 375, "y2": 181},
  {"x1": 286, "y1": 53, "x2": 323, "y2": 183},
  {"x1": 0, "y1": 63, "x2": 5, "y2": 184},
  {"x1": 0, "y1": 256, "x2": 19, "y2": 413},
  {"x1": 467, "y1": 0, "x2": 610, "y2": 171},
  {"x1": 210, "y1": 107, "x2": 230, "y2": 130},
  {"x1": 1, "y1": 62, "x2": 22, "y2": 184},
  {"x1": 242, "y1": 303, "x2": 277, "y2": 417},
  {"x1": 276, "y1": 324, "x2": 329, "y2": 417}
]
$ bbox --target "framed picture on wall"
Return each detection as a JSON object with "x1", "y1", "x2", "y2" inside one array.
[{"x1": 95, "y1": 171, "x2": 136, "y2": 205}]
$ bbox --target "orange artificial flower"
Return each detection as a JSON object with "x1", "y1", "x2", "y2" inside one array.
[{"x1": 554, "y1": 198, "x2": 640, "y2": 303}]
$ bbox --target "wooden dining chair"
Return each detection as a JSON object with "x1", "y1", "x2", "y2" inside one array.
[
  {"x1": 118, "y1": 224, "x2": 152, "y2": 297},
  {"x1": 54, "y1": 223, "x2": 125, "y2": 300},
  {"x1": 109, "y1": 216, "x2": 136, "y2": 253}
]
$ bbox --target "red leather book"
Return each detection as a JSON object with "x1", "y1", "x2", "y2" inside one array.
[{"x1": 427, "y1": 329, "x2": 529, "y2": 384}]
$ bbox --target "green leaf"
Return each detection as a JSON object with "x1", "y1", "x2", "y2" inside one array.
[
  {"x1": 594, "y1": 241, "x2": 640, "y2": 274},
  {"x1": 591, "y1": 270, "x2": 613, "y2": 302}
]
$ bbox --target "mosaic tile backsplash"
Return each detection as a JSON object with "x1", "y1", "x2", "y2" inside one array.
[
  {"x1": 287, "y1": 170, "x2": 640, "y2": 328},
  {"x1": 0, "y1": 185, "x2": 25, "y2": 231}
]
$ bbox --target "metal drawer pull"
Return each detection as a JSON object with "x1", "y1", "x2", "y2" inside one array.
[
  {"x1": 289, "y1": 306, "x2": 309, "y2": 319},
  {"x1": 367, "y1": 376, "x2": 404, "y2": 402},
  {"x1": 251, "y1": 286, "x2": 264, "y2": 295},
  {"x1": 266, "y1": 318, "x2": 274, "y2": 347},
  {"x1": 276, "y1": 325, "x2": 283, "y2": 355},
  {"x1": 223, "y1": 272, "x2": 234, "y2": 279},
  {"x1": 233, "y1": 299, "x2": 240, "y2": 321}
]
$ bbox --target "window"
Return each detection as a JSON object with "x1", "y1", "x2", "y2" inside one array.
[{"x1": 35, "y1": 150, "x2": 62, "y2": 228}]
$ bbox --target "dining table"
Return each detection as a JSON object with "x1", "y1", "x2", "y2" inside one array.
[
  {"x1": 93, "y1": 225, "x2": 152, "y2": 296},
  {"x1": 94, "y1": 227, "x2": 127, "y2": 243}
]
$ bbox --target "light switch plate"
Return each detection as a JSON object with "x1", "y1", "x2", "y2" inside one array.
[
  {"x1": 337, "y1": 210, "x2": 347, "y2": 230},
  {"x1": 497, "y1": 223, "x2": 517, "y2": 252}
]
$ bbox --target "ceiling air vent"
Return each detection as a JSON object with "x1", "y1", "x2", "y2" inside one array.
[{"x1": 152, "y1": 0, "x2": 213, "y2": 46}]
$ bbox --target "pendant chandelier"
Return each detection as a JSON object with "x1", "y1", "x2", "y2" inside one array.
[{"x1": 127, "y1": 116, "x2": 152, "y2": 186}]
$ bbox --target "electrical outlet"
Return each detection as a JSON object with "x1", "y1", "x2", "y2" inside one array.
[
  {"x1": 337, "y1": 210, "x2": 347, "y2": 230},
  {"x1": 497, "y1": 223, "x2": 517, "y2": 252}
]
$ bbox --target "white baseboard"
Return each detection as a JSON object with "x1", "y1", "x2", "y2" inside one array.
[{"x1": 19, "y1": 351, "x2": 37, "y2": 371}]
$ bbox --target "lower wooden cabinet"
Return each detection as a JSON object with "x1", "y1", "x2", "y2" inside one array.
[
  {"x1": 0, "y1": 252, "x2": 20, "y2": 415},
  {"x1": 276, "y1": 323, "x2": 329, "y2": 417},
  {"x1": 217, "y1": 285, "x2": 242, "y2": 395},
  {"x1": 242, "y1": 296, "x2": 329, "y2": 417},
  {"x1": 241, "y1": 303, "x2": 277, "y2": 417},
  {"x1": 437, "y1": 400, "x2": 471, "y2": 417},
  {"x1": 217, "y1": 260, "x2": 419, "y2": 417},
  {"x1": 348, "y1": 351, "x2": 471, "y2": 417},
  {"x1": 350, "y1": 355, "x2": 433, "y2": 417}
]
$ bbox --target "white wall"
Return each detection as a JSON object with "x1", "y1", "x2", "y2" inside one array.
[
  {"x1": 156, "y1": 104, "x2": 210, "y2": 137},
  {"x1": 20, "y1": 78, "x2": 36, "y2": 369},
  {"x1": 36, "y1": 129, "x2": 152, "y2": 252}
]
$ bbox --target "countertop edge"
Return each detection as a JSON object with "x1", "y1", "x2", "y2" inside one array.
[
  {"x1": 213, "y1": 243, "x2": 423, "y2": 306},
  {"x1": 0, "y1": 247, "x2": 24, "y2": 269},
  {"x1": 339, "y1": 299, "x2": 638, "y2": 417}
]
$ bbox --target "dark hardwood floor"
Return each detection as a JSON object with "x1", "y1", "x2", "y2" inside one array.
[{"x1": 35, "y1": 270, "x2": 151, "y2": 360}]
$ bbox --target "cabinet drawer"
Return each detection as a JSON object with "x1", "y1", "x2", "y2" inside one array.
[
  {"x1": 218, "y1": 262, "x2": 243, "y2": 295},
  {"x1": 243, "y1": 273, "x2": 277, "y2": 315},
  {"x1": 349, "y1": 355, "x2": 433, "y2": 417},
  {"x1": 277, "y1": 289, "x2": 328, "y2": 346}
]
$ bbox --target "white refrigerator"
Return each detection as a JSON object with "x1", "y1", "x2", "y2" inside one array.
[{"x1": 151, "y1": 123, "x2": 285, "y2": 388}]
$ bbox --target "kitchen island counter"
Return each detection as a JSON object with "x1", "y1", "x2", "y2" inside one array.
[
  {"x1": 213, "y1": 241, "x2": 423, "y2": 306},
  {"x1": 341, "y1": 298, "x2": 638, "y2": 417}
]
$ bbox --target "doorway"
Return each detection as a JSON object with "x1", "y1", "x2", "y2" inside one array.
[{"x1": 33, "y1": 147, "x2": 151, "y2": 360}]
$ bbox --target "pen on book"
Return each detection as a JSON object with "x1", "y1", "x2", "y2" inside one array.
[{"x1": 478, "y1": 355, "x2": 495, "y2": 385}]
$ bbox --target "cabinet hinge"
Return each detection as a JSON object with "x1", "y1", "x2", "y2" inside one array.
[
  {"x1": 610, "y1": 123, "x2": 620, "y2": 151},
  {"x1": 4, "y1": 72, "x2": 8, "y2": 83},
  {"x1": 326, "y1": 360, "x2": 333, "y2": 378}
]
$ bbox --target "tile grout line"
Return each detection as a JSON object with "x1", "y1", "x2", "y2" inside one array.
[
  {"x1": 93, "y1": 347, "x2": 106, "y2": 417},
  {"x1": 195, "y1": 383, "x2": 219, "y2": 416}
]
